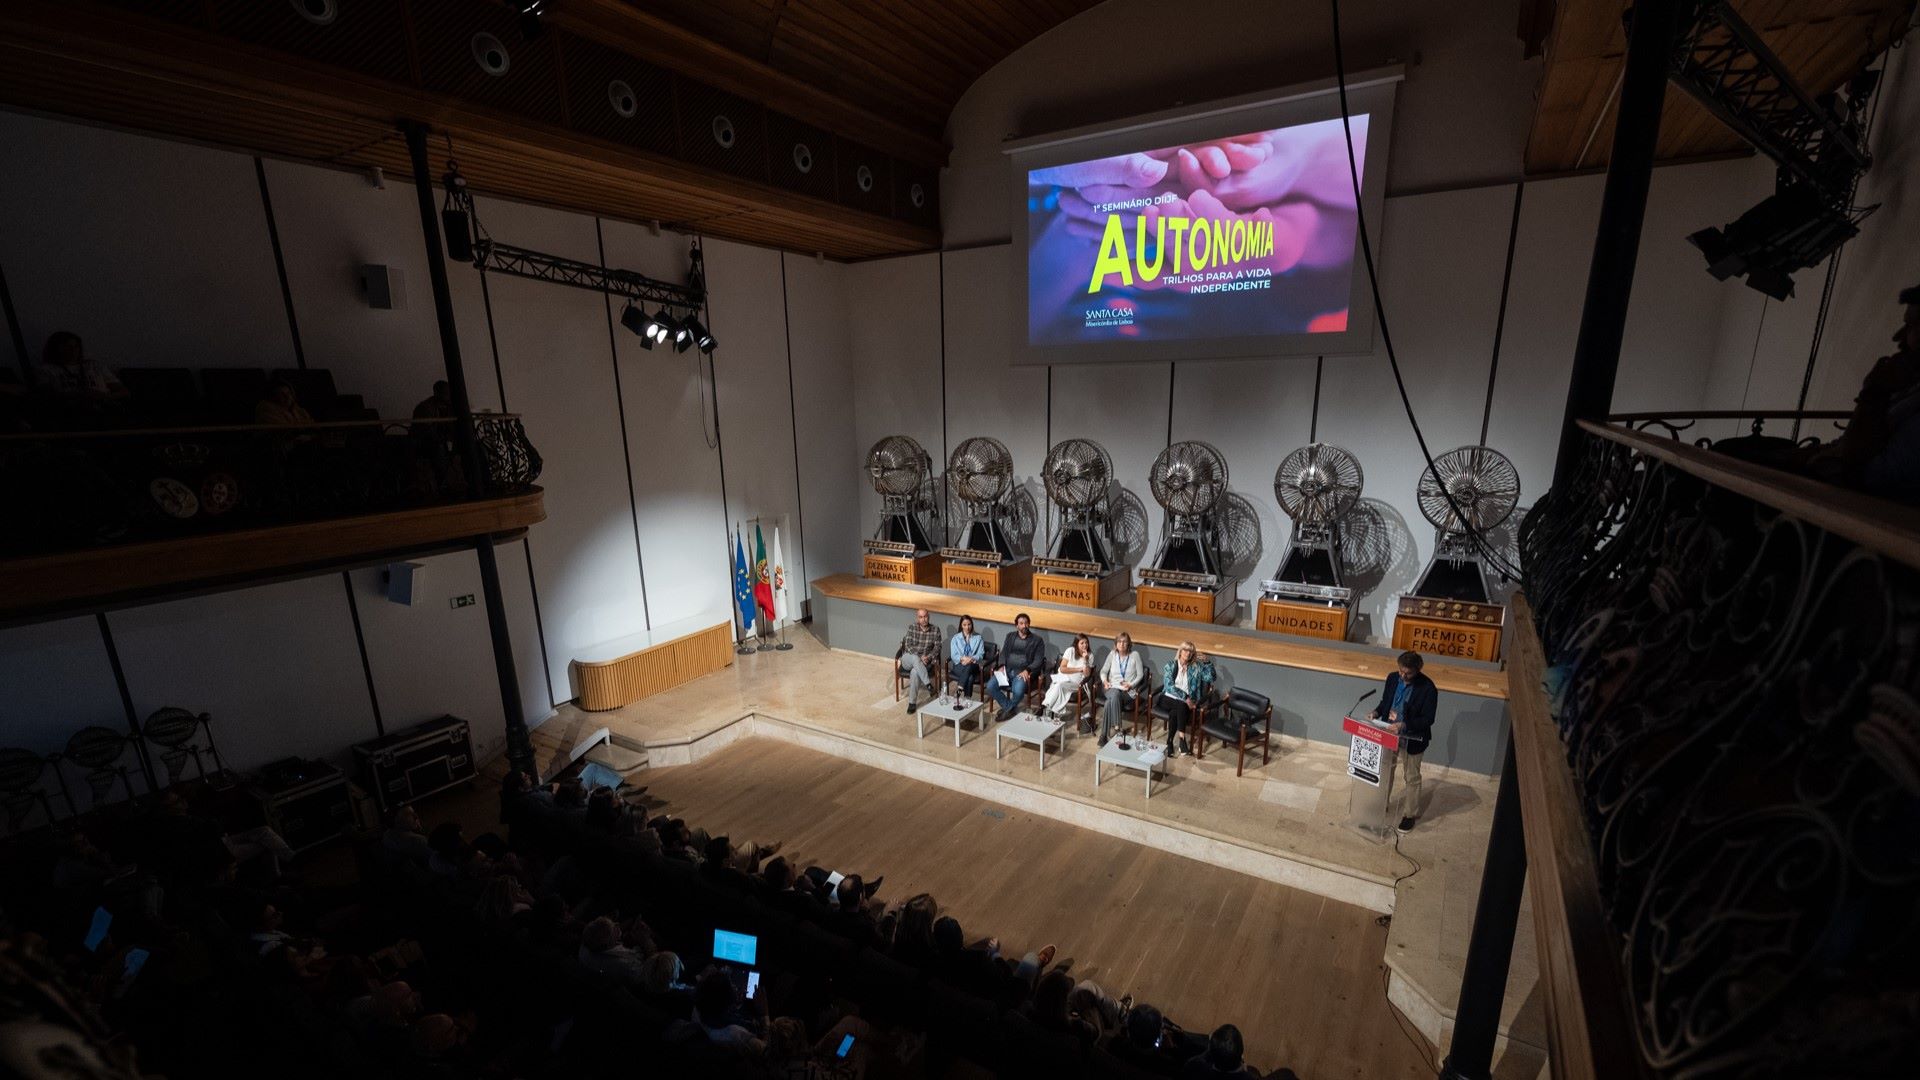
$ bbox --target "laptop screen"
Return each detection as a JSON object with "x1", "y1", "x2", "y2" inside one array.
[{"x1": 712, "y1": 928, "x2": 758, "y2": 966}]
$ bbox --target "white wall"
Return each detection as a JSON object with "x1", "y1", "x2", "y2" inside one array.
[{"x1": 0, "y1": 109, "x2": 857, "y2": 780}]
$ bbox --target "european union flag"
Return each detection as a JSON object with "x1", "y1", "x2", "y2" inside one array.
[{"x1": 733, "y1": 527, "x2": 757, "y2": 637}]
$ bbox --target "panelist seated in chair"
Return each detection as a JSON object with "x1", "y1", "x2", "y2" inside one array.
[
  {"x1": 988, "y1": 612, "x2": 1049, "y2": 722},
  {"x1": 1157, "y1": 642, "x2": 1214, "y2": 757},
  {"x1": 1040, "y1": 632, "x2": 1095, "y2": 723},
  {"x1": 1097, "y1": 632, "x2": 1146, "y2": 745},
  {"x1": 897, "y1": 608, "x2": 942, "y2": 714},
  {"x1": 948, "y1": 614, "x2": 986, "y2": 698}
]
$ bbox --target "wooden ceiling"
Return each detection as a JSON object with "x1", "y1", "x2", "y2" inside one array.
[
  {"x1": 558, "y1": 0, "x2": 1104, "y2": 146},
  {"x1": 1527, "y1": 0, "x2": 1913, "y2": 175}
]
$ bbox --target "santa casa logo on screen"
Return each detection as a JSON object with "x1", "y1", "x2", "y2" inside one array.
[{"x1": 1083, "y1": 297, "x2": 1139, "y2": 334}]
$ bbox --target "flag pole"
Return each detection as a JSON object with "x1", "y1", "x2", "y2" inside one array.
[
  {"x1": 732, "y1": 522, "x2": 756, "y2": 656},
  {"x1": 753, "y1": 516, "x2": 776, "y2": 652}
]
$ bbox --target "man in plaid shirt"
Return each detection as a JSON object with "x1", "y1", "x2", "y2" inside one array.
[{"x1": 898, "y1": 608, "x2": 942, "y2": 713}]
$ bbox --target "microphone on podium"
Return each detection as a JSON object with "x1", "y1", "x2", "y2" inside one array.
[{"x1": 1345, "y1": 689, "x2": 1377, "y2": 720}]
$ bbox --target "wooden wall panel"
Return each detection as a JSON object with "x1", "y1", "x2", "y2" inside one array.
[{"x1": 571, "y1": 621, "x2": 736, "y2": 710}]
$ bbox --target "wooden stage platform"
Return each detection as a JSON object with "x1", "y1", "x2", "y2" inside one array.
[{"x1": 527, "y1": 628, "x2": 1546, "y2": 1071}]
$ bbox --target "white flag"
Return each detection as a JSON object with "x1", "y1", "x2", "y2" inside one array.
[{"x1": 771, "y1": 527, "x2": 790, "y2": 625}]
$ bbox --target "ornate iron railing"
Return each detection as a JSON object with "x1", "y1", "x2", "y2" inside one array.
[
  {"x1": 1607, "y1": 409, "x2": 1849, "y2": 447},
  {"x1": 1516, "y1": 420, "x2": 1918, "y2": 1078},
  {"x1": 0, "y1": 414, "x2": 540, "y2": 558}
]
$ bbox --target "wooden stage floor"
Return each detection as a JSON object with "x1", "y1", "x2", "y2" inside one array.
[{"x1": 528, "y1": 627, "x2": 1545, "y2": 1075}]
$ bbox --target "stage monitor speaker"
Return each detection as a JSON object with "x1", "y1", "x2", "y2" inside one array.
[{"x1": 384, "y1": 562, "x2": 424, "y2": 606}]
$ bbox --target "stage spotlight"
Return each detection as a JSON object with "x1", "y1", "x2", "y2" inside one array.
[
  {"x1": 683, "y1": 315, "x2": 717, "y2": 353},
  {"x1": 619, "y1": 302, "x2": 656, "y2": 349},
  {"x1": 670, "y1": 314, "x2": 696, "y2": 353},
  {"x1": 642, "y1": 308, "x2": 673, "y2": 344},
  {"x1": 1688, "y1": 182, "x2": 1861, "y2": 300},
  {"x1": 509, "y1": 1, "x2": 545, "y2": 40}
]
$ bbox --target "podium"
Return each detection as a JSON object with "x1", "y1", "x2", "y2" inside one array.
[{"x1": 1342, "y1": 713, "x2": 1401, "y2": 840}]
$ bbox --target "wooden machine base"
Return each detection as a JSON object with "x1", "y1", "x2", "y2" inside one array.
[
  {"x1": 1256, "y1": 597, "x2": 1350, "y2": 641},
  {"x1": 1135, "y1": 581, "x2": 1238, "y2": 625},
  {"x1": 1031, "y1": 568, "x2": 1130, "y2": 609},
  {"x1": 942, "y1": 558, "x2": 1034, "y2": 597},
  {"x1": 863, "y1": 551, "x2": 942, "y2": 586},
  {"x1": 1391, "y1": 596, "x2": 1505, "y2": 661}
]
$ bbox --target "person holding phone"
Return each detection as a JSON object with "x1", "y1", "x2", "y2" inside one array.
[
  {"x1": 690, "y1": 965, "x2": 766, "y2": 1055},
  {"x1": 762, "y1": 1015, "x2": 876, "y2": 1078}
]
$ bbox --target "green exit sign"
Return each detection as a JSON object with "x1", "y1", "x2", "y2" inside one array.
[{"x1": 450, "y1": 594, "x2": 476, "y2": 609}]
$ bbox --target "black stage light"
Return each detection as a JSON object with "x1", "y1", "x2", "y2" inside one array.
[
  {"x1": 683, "y1": 315, "x2": 717, "y2": 353},
  {"x1": 1687, "y1": 182, "x2": 1859, "y2": 300},
  {"x1": 643, "y1": 308, "x2": 673, "y2": 344},
  {"x1": 620, "y1": 302, "x2": 656, "y2": 348},
  {"x1": 442, "y1": 208, "x2": 473, "y2": 262},
  {"x1": 670, "y1": 313, "x2": 696, "y2": 353}
]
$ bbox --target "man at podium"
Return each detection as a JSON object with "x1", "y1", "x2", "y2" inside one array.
[{"x1": 1369, "y1": 651, "x2": 1436, "y2": 834}]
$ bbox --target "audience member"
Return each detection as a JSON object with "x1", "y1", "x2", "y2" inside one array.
[
  {"x1": 641, "y1": 950, "x2": 695, "y2": 1017},
  {"x1": 40, "y1": 331, "x2": 125, "y2": 401},
  {"x1": 381, "y1": 805, "x2": 432, "y2": 864},
  {"x1": 1103, "y1": 1002, "x2": 1204, "y2": 1077},
  {"x1": 1806, "y1": 282, "x2": 1920, "y2": 501},
  {"x1": 690, "y1": 965, "x2": 766, "y2": 1055},
  {"x1": 577, "y1": 914, "x2": 649, "y2": 984},
  {"x1": 1181, "y1": 1023, "x2": 1261, "y2": 1078},
  {"x1": 413, "y1": 379, "x2": 453, "y2": 419},
  {"x1": 253, "y1": 378, "x2": 313, "y2": 425},
  {"x1": 1025, "y1": 969, "x2": 1099, "y2": 1047}
]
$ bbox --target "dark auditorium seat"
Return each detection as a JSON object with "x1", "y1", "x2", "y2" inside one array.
[
  {"x1": 199, "y1": 366, "x2": 269, "y2": 423},
  {"x1": 116, "y1": 366, "x2": 202, "y2": 426}
]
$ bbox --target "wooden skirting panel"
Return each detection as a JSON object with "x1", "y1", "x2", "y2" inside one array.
[
  {"x1": 1508, "y1": 593, "x2": 1639, "y2": 1080},
  {"x1": 0, "y1": 488, "x2": 545, "y2": 621},
  {"x1": 572, "y1": 622, "x2": 736, "y2": 711}
]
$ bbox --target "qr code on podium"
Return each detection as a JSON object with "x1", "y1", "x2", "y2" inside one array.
[{"x1": 1348, "y1": 736, "x2": 1382, "y2": 777}]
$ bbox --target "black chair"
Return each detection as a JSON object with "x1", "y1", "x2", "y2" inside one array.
[
  {"x1": 199, "y1": 367, "x2": 269, "y2": 423},
  {"x1": 1196, "y1": 686, "x2": 1274, "y2": 776},
  {"x1": 1149, "y1": 681, "x2": 1215, "y2": 751},
  {"x1": 116, "y1": 367, "x2": 201, "y2": 425}
]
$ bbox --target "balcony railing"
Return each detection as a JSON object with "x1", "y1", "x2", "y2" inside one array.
[
  {"x1": 1511, "y1": 416, "x2": 1919, "y2": 1078},
  {"x1": 0, "y1": 413, "x2": 540, "y2": 559}
]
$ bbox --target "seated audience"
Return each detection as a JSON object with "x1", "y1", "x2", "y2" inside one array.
[
  {"x1": 253, "y1": 378, "x2": 314, "y2": 425},
  {"x1": 988, "y1": 612, "x2": 1049, "y2": 722},
  {"x1": 40, "y1": 331, "x2": 126, "y2": 401},
  {"x1": 1181, "y1": 1023, "x2": 1262, "y2": 1078},
  {"x1": 1805, "y1": 282, "x2": 1920, "y2": 502},
  {"x1": 948, "y1": 613, "x2": 986, "y2": 698},
  {"x1": 1104, "y1": 1002, "x2": 1207, "y2": 1077},
  {"x1": 1100, "y1": 632, "x2": 1147, "y2": 745},
  {"x1": 689, "y1": 965, "x2": 766, "y2": 1055},
  {"x1": 413, "y1": 379, "x2": 454, "y2": 419},
  {"x1": 381, "y1": 804, "x2": 432, "y2": 863},
  {"x1": 641, "y1": 951, "x2": 695, "y2": 1017},
  {"x1": 896, "y1": 607, "x2": 941, "y2": 713},
  {"x1": 578, "y1": 914, "x2": 649, "y2": 984},
  {"x1": 1024, "y1": 969, "x2": 1100, "y2": 1047}
]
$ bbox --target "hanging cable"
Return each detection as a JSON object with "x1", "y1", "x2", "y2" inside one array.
[{"x1": 1328, "y1": 0, "x2": 1525, "y2": 583}]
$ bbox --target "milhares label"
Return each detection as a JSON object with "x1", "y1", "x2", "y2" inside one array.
[{"x1": 946, "y1": 568, "x2": 997, "y2": 593}]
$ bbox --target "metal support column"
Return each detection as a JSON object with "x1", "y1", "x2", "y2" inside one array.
[
  {"x1": 1552, "y1": 0, "x2": 1685, "y2": 490},
  {"x1": 1438, "y1": 739, "x2": 1528, "y2": 1078},
  {"x1": 403, "y1": 120, "x2": 536, "y2": 778}
]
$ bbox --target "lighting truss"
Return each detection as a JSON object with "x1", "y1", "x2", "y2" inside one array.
[
  {"x1": 470, "y1": 240, "x2": 706, "y2": 310},
  {"x1": 1666, "y1": 1, "x2": 1872, "y2": 205}
]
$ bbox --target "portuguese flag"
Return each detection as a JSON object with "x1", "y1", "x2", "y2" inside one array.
[{"x1": 753, "y1": 522, "x2": 775, "y2": 625}]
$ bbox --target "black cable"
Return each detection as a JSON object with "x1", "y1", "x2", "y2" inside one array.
[{"x1": 1329, "y1": 0, "x2": 1525, "y2": 583}]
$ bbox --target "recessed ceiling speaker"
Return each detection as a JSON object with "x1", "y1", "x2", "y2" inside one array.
[
  {"x1": 792, "y1": 143, "x2": 814, "y2": 173},
  {"x1": 291, "y1": 0, "x2": 338, "y2": 25},
  {"x1": 608, "y1": 80, "x2": 637, "y2": 118},
  {"x1": 910, "y1": 183, "x2": 925, "y2": 209},
  {"x1": 856, "y1": 165, "x2": 874, "y2": 193},
  {"x1": 711, "y1": 115, "x2": 736, "y2": 149},
  {"x1": 471, "y1": 32, "x2": 511, "y2": 76}
]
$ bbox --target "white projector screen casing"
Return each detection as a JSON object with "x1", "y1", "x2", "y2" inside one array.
[{"x1": 1006, "y1": 68, "x2": 1400, "y2": 366}]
